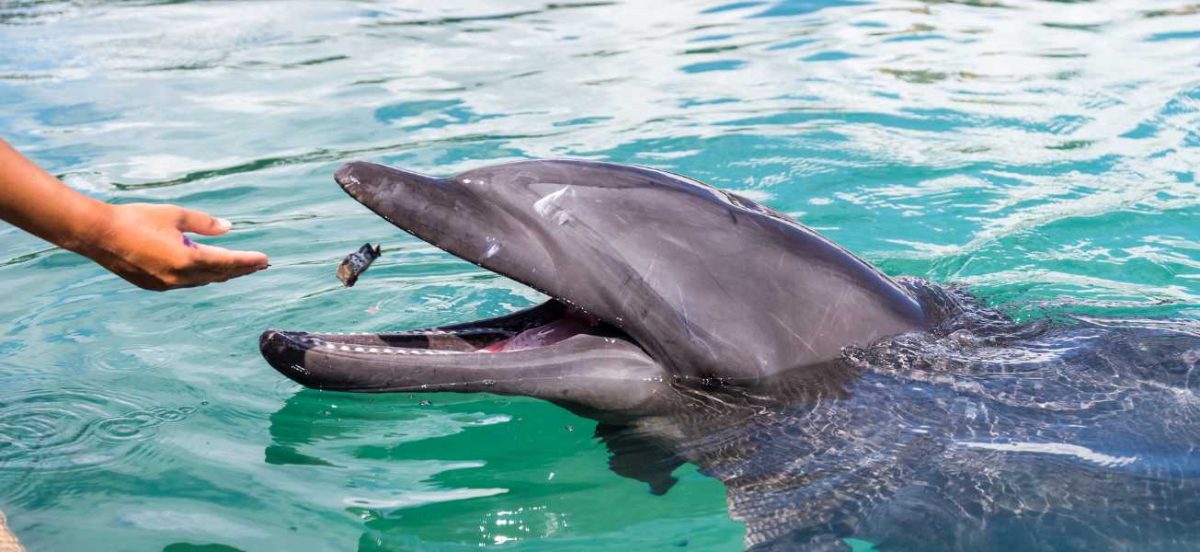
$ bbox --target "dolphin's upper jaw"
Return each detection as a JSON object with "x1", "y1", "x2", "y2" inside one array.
[{"x1": 326, "y1": 160, "x2": 651, "y2": 355}]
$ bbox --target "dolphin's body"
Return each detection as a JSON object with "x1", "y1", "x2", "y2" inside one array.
[{"x1": 261, "y1": 160, "x2": 1200, "y2": 550}]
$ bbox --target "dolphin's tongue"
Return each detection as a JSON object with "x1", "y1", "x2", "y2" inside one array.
[{"x1": 482, "y1": 308, "x2": 599, "y2": 353}]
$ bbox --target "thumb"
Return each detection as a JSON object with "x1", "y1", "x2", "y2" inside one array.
[{"x1": 177, "y1": 208, "x2": 232, "y2": 236}]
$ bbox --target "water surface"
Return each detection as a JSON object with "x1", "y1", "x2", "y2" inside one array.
[{"x1": 1, "y1": 0, "x2": 1198, "y2": 550}]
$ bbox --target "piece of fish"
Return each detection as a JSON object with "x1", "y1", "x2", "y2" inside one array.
[{"x1": 336, "y1": 243, "x2": 381, "y2": 287}]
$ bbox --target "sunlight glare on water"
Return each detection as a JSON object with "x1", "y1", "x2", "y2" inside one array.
[{"x1": 1, "y1": 0, "x2": 1198, "y2": 549}]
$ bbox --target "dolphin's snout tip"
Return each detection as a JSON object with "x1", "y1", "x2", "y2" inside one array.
[
  {"x1": 259, "y1": 329, "x2": 306, "y2": 374},
  {"x1": 259, "y1": 329, "x2": 285, "y2": 365},
  {"x1": 334, "y1": 161, "x2": 367, "y2": 192},
  {"x1": 259, "y1": 329, "x2": 280, "y2": 352}
]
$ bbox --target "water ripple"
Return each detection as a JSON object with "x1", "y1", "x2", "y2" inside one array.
[
  {"x1": 108, "y1": 132, "x2": 561, "y2": 190},
  {"x1": 0, "y1": 388, "x2": 197, "y2": 506},
  {"x1": 1, "y1": 0, "x2": 1199, "y2": 548}
]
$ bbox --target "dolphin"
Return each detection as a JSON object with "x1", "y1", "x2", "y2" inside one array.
[
  {"x1": 260, "y1": 160, "x2": 1200, "y2": 550},
  {"x1": 260, "y1": 159, "x2": 927, "y2": 420}
]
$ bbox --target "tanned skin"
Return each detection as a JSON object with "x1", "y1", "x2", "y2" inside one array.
[{"x1": 0, "y1": 138, "x2": 268, "y2": 290}]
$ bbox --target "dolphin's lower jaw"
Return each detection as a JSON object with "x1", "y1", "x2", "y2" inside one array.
[{"x1": 260, "y1": 299, "x2": 672, "y2": 420}]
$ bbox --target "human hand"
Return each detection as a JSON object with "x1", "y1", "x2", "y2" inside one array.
[{"x1": 77, "y1": 203, "x2": 269, "y2": 291}]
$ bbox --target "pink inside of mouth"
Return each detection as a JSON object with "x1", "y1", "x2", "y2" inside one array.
[{"x1": 481, "y1": 308, "x2": 599, "y2": 353}]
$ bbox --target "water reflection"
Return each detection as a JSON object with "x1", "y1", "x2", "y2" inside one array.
[{"x1": 265, "y1": 389, "x2": 731, "y2": 548}]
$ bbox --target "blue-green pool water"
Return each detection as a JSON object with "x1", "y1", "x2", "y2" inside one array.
[{"x1": 1, "y1": 0, "x2": 1198, "y2": 550}]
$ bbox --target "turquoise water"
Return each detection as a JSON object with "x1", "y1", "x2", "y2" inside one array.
[{"x1": 1, "y1": 0, "x2": 1198, "y2": 550}]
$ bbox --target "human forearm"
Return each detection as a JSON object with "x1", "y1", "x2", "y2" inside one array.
[{"x1": 0, "y1": 138, "x2": 113, "y2": 253}]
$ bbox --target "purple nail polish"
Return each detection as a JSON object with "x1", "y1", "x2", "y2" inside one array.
[{"x1": 182, "y1": 236, "x2": 196, "y2": 248}]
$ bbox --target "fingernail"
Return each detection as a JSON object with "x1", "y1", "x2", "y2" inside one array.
[
  {"x1": 216, "y1": 218, "x2": 232, "y2": 230},
  {"x1": 257, "y1": 264, "x2": 270, "y2": 271}
]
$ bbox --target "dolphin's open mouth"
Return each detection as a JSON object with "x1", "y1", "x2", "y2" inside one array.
[
  {"x1": 259, "y1": 160, "x2": 662, "y2": 397},
  {"x1": 259, "y1": 160, "x2": 667, "y2": 396},
  {"x1": 261, "y1": 158, "x2": 925, "y2": 400}
]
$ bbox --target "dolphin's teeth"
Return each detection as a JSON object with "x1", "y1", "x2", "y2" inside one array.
[{"x1": 286, "y1": 331, "x2": 475, "y2": 355}]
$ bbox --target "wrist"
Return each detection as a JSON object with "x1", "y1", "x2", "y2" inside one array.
[{"x1": 58, "y1": 197, "x2": 118, "y2": 257}]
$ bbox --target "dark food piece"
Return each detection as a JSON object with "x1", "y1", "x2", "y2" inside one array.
[{"x1": 337, "y1": 243, "x2": 382, "y2": 287}]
